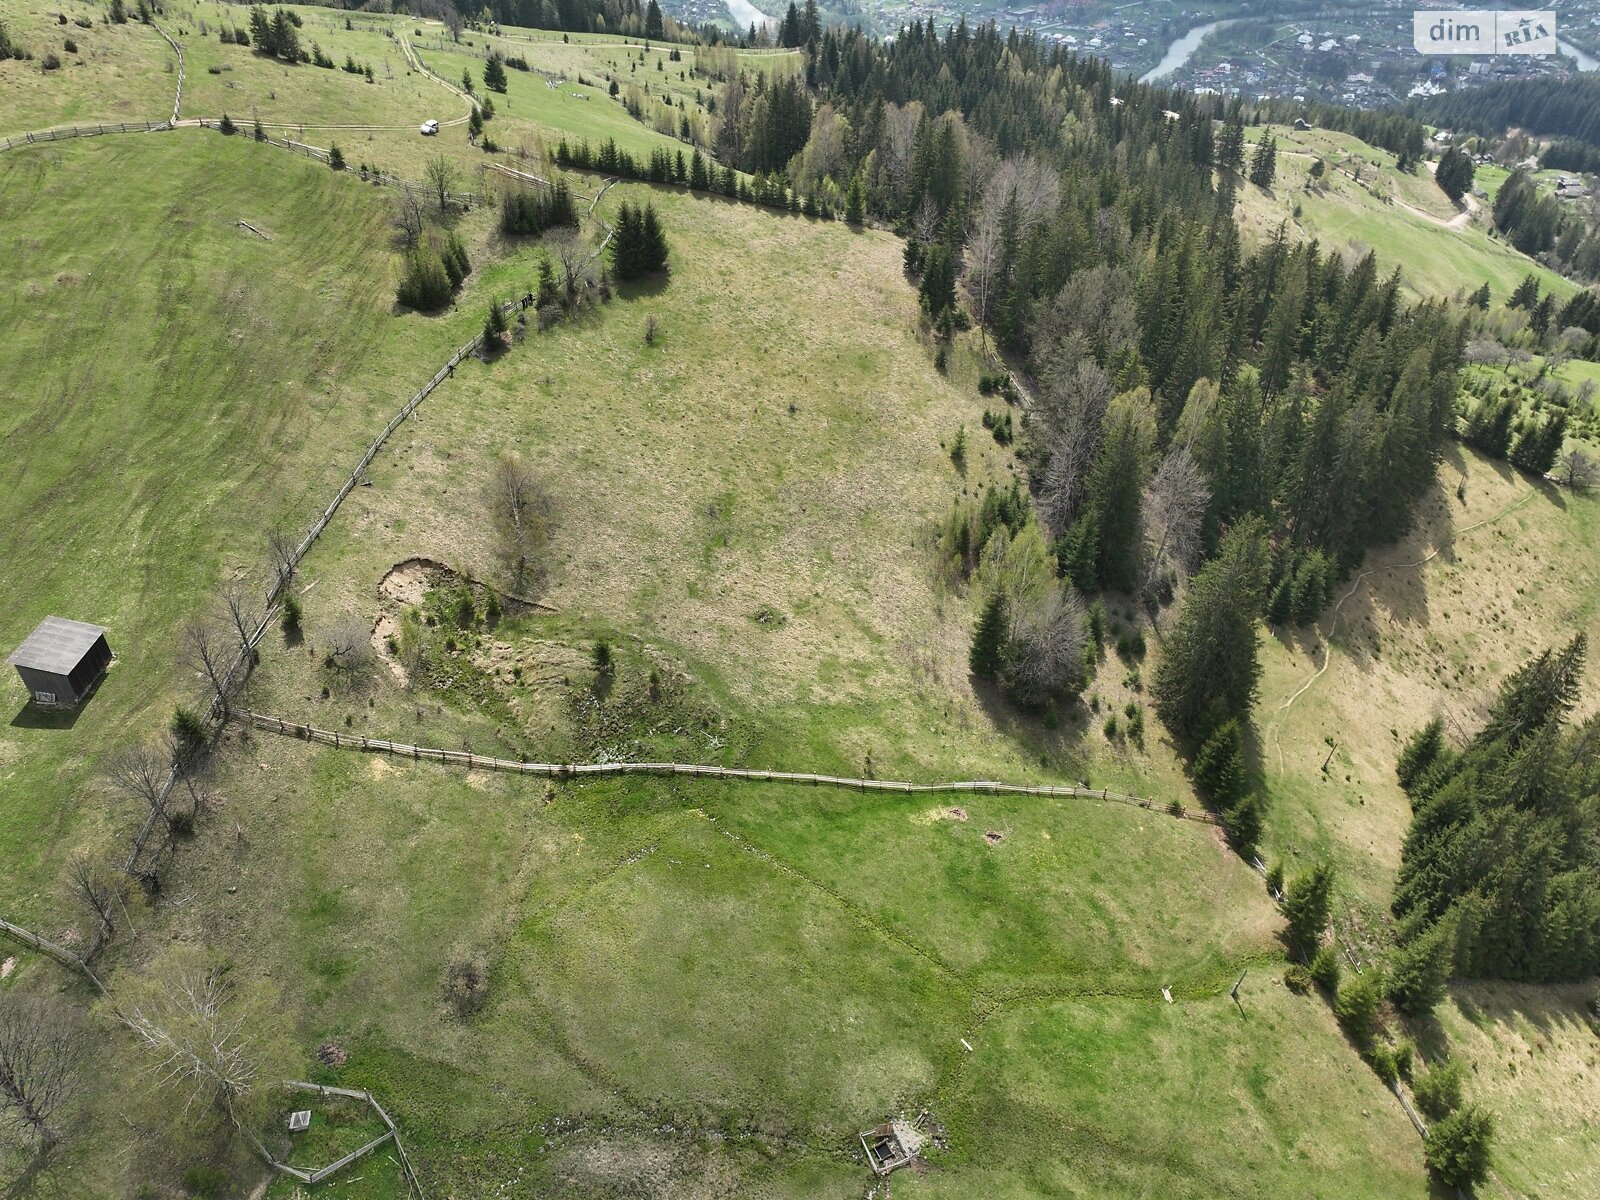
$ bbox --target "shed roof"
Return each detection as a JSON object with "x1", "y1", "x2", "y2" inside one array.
[{"x1": 9, "y1": 617, "x2": 108, "y2": 675}]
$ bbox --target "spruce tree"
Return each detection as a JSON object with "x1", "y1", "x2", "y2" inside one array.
[
  {"x1": 1153, "y1": 515, "x2": 1270, "y2": 737},
  {"x1": 1387, "y1": 912, "x2": 1455, "y2": 1015},
  {"x1": 483, "y1": 52, "x2": 508, "y2": 94},
  {"x1": 1508, "y1": 274, "x2": 1540, "y2": 309},
  {"x1": 969, "y1": 592, "x2": 1008, "y2": 679},
  {"x1": 1249, "y1": 134, "x2": 1277, "y2": 188},
  {"x1": 1086, "y1": 390, "x2": 1155, "y2": 593},
  {"x1": 1283, "y1": 861, "x2": 1334, "y2": 960},
  {"x1": 640, "y1": 203, "x2": 669, "y2": 273},
  {"x1": 645, "y1": 0, "x2": 664, "y2": 40},
  {"x1": 1396, "y1": 717, "x2": 1446, "y2": 793},
  {"x1": 845, "y1": 172, "x2": 865, "y2": 224},
  {"x1": 1192, "y1": 720, "x2": 1247, "y2": 810},
  {"x1": 1424, "y1": 1106, "x2": 1495, "y2": 1192},
  {"x1": 484, "y1": 299, "x2": 508, "y2": 344}
]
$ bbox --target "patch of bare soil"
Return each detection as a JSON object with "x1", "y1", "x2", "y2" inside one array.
[
  {"x1": 378, "y1": 557, "x2": 446, "y2": 607},
  {"x1": 946, "y1": 806, "x2": 968, "y2": 822},
  {"x1": 371, "y1": 613, "x2": 406, "y2": 684},
  {"x1": 0, "y1": 956, "x2": 15, "y2": 979},
  {"x1": 983, "y1": 830, "x2": 1005, "y2": 846}
]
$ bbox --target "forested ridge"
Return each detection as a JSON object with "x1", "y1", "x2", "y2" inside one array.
[{"x1": 1408, "y1": 75, "x2": 1600, "y2": 146}]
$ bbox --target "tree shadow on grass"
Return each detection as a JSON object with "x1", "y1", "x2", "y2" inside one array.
[{"x1": 969, "y1": 674, "x2": 1093, "y2": 780}]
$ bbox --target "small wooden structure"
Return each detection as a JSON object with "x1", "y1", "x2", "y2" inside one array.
[
  {"x1": 9, "y1": 617, "x2": 113, "y2": 708},
  {"x1": 861, "y1": 1120, "x2": 923, "y2": 1176}
]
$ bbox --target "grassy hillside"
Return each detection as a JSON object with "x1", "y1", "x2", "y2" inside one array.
[
  {"x1": 0, "y1": 132, "x2": 486, "y2": 926},
  {"x1": 1236, "y1": 123, "x2": 1572, "y2": 302},
  {"x1": 0, "y1": 25, "x2": 1595, "y2": 1200}
]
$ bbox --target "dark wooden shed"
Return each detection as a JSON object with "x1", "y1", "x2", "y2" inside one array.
[{"x1": 9, "y1": 617, "x2": 113, "y2": 708}]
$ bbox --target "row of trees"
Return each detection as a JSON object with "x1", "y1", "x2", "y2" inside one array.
[{"x1": 499, "y1": 178, "x2": 578, "y2": 236}]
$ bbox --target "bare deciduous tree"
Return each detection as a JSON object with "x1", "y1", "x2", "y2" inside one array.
[
  {"x1": 1557, "y1": 447, "x2": 1598, "y2": 491},
  {"x1": 424, "y1": 153, "x2": 457, "y2": 214},
  {"x1": 1002, "y1": 587, "x2": 1089, "y2": 709},
  {"x1": 181, "y1": 618, "x2": 235, "y2": 718},
  {"x1": 104, "y1": 745, "x2": 172, "y2": 834},
  {"x1": 1142, "y1": 446, "x2": 1212, "y2": 597},
  {"x1": 266, "y1": 527, "x2": 299, "y2": 594},
  {"x1": 322, "y1": 620, "x2": 373, "y2": 678},
  {"x1": 908, "y1": 195, "x2": 941, "y2": 248},
  {"x1": 119, "y1": 966, "x2": 260, "y2": 1120},
  {"x1": 1035, "y1": 359, "x2": 1112, "y2": 536},
  {"x1": 66, "y1": 852, "x2": 127, "y2": 961},
  {"x1": 393, "y1": 187, "x2": 426, "y2": 249},
  {"x1": 549, "y1": 231, "x2": 594, "y2": 305},
  {"x1": 878, "y1": 101, "x2": 924, "y2": 206},
  {"x1": 964, "y1": 196, "x2": 1004, "y2": 344},
  {"x1": 0, "y1": 993, "x2": 83, "y2": 1145},
  {"x1": 219, "y1": 578, "x2": 259, "y2": 662},
  {"x1": 487, "y1": 452, "x2": 552, "y2": 592}
]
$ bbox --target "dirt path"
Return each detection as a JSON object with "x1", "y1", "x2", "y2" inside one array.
[{"x1": 1266, "y1": 483, "x2": 1536, "y2": 773}]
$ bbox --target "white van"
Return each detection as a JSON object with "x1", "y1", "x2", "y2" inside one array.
[{"x1": 419, "y1": 119, "x2": 439, "y2": 136}]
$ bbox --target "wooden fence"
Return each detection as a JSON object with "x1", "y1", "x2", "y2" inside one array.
[
  {"x1": 238, "y1": 1081, "x2": 425, "y2": 1194},
  {"x1": 0, "y1": 917, "x2": 106, "y2": 992},
  {"x1": 152, "y1": 20, "x2": 185, "y2": 124},
  {"x1": 238, "y1": 711, "x2": 1221, "y2": 824},
  {"x1": 0, "y1": 120, "x2": 172, "y2": 154}
]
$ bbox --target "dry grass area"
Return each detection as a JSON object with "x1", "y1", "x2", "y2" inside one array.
[
  {"x1": 1258, "y1": 445, "x2": 1600, "y2": 909},
  {"x1": 274, "y1": 179, "x2": 1120, "y2": 786},
  {"x1": 0, "y1": 0, "x2": 180, "y2": 130},
  {"x1": 1428, "y1": 982, "x2": 1600, "y2": 1198}
]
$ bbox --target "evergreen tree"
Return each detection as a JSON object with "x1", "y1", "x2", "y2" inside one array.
[
  {"x1": 1216, "y1": 114, "x2": 1246, "y2": 177},
  {"x1": 1510, "y1": 411, "x2": 1566, "y2": 476},
  {"x1": 1424, "y1": 1106, "x2": 1495, "y2": 1192},
  {"x1": 270, "y1": 8, "x2": 298, "y2": 60},
  {"x1": 1435, "y1": 145, "x2": 1475, "y2": 203},
  {"x1": 1249, "y1": 134, "x2": 1277, "y2": 188},
  {"x1": 969, "y1": 592, "x2": 1008, "y2": 678},
  {"x1": 780, "y1": 2, "x2": 801, "y2": 48},
  {"x1": 918, "y1": 245, "x2": 956, "y2": 315},
  {"x1": 1086, "y1": 390, "x2": 1155, "y2": 592},
  {"x1": 1387, "y1": 912, "x2": 1455, "y2": 1015},
  {"x1": 484, "y1": 298, "x2": 508, "y2": 344},
  {"x1": 1192, "y1": 719, "x2": 1247, "y2": 810},
  {"x1": 645, "y1": 0, "x2": 664, "y2": 40},
  {"x1": 1508, "y1": 274, "x2": 1540, "y2": 309},
  {"x1": 640, "y1": 203, "x2": 669, "y2": 273},
  {"x1": 1284, "y1": 861, "x2": 1334, "y2": 960},
  {"x1": 1152, "y1": 516, "x2": 1271, "y2": 736},
  {"x1": 1396, "y1": 717, "x2": 1446, "y2": 794},
  {"x1": 483, "y1": 51, "x2": 508, "y2": 94},
  {"x1": 845, "y1": 172, "x2": 865, "y2": 225},
  {"x1": 248, "y1": 5, "x2": 271, "y2": 53}
]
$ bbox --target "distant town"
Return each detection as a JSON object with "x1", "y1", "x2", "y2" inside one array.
[{"x1": 666, "y1": 0, "x2": 1600, "y2": 104}]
